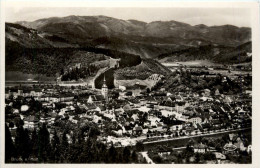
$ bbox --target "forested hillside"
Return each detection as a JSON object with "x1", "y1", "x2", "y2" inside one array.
[{"x1": 157, "y1": 42, "x2": 251, "y2": 64}]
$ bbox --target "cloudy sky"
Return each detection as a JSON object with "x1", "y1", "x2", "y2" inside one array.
[{"x1": 6, "y1": 7, "x2": 252, "y2": 27}]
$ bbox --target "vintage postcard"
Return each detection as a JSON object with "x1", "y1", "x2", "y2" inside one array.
[{"x1": 0, "y1": 0, "x2": 259, "y2": 168}]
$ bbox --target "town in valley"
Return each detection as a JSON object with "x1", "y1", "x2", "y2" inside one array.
[{"x1": 5, "y1": 13, "x2": 252, "y2": 164}]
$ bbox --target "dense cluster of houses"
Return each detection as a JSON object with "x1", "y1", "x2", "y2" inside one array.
[
  {"x1": 5, "y1": 71, "x2": 252, "y2": 152},
  {"x1": 149, "y1": 131, "x2": 252, "y2": 164}
]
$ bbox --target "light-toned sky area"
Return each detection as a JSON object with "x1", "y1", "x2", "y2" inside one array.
[{"x1": 6, "y1": 7, "x2": 251, "y2": 27}]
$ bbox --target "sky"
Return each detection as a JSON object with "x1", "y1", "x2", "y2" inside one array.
[{"x1": 5, "y1": 7, "x2": 252, "y2": 27}]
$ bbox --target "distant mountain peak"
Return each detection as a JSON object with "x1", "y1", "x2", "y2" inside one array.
[
  {"x1": 11, "y1": 15, "x2": 251, "y2": 59},
  {"x1": 194, "y1": 24, "x2": 208, "y2": 28}
]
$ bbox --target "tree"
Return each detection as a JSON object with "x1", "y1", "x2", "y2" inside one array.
[
  {"x1": 60, "y1": 131, "x2": 69, "y2": 162},
  {"x1": 14, "y1": 118, "x2": 23, "y2": 128},
  {"x1": 78, "y1": 139, "x2": 91, "y2": 163},
  {"x1": 135, "y1": 141, "x2": 144, "y2": 152},
  {"x1": 88, "y1": 126, "x2": 100, "y2": 138},
  {"x1": 131, "y1": 150, "x2": 138, "y2": 162},
  {"x1": 14, "y1": 126, "x2": 31, "y2": 162},
  {"x1": 60, "y1": 68, "x2": 64, "y2": 75},
  {"x1": 31, "y1": 129, "x2": 38, "y2": 158},
  {"x1": 153, "y1": 155, "x2": 163, "y2": 163},
  {"x1": 185, "y1": 144, "x2": 193, "y2": 153},
  {"x1": 9, "y1": 122, "x2": 14, "y2": 128},
  {"x1": 51, "y1": 129, "x2": 60, "y2": 163},
  {"x1": 222, "y1": 134, "x2": 230, "y2": 143},
  {"x1": 22, "y1": 129, "x2": 32, "y2": 161},
  {"x1": 38, "y1": 123, "x2": 51, "y2": 162},
  {"x1": 5, "y1": 124, "x2": 14, "y2": 162},
  {"x1": 194, "y1": 153, "x2": 201, "y2": 163},
  {"x1": 123, "y1": 147, "x2": 131, "y2": 163},
  {"x1": 142, "y1": 157, "x2": 148, "y2": 163},
  {"x1": 204, "y1": 152, "x2": 216, "y2": 160},
  {"x1": 108, "y1": 144, "x2": 117, "y2": 163},
  {"x1": 71, "y1": 134, "x2": 76, "y2": 145},
  {"x1": 67, "y1": 140, "x2": 82, "y2": 163},
  {"x1": 75, "y1": 106, "x2": 83, "y2": 114}
]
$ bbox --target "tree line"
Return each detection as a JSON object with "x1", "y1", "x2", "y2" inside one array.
[
  {"x1": 6, "y1": 45, "x2": 142, "y2": 77},
  {"x1": 5, "y1": 123, "x2": 145, "y2": 163},
  {"x1": 61, "y1": 65, "x2": 99, "y2": 81}
]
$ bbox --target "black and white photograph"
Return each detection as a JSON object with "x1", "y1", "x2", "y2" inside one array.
[{"x1": 1, "y1": 0, "x2": 259, "y2": 166}]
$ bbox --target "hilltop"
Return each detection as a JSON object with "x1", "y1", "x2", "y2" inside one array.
[
  {"x1": 5, "y1": 15, "x2": 252, "y2": 83},
  {"x1": 5, "y1": 22, "x2": 170, "y2": 83},
  {"x1": 16, "y1": 15, "x2": 251, "y2": 59}
]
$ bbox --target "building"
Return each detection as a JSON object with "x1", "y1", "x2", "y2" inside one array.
[
  {"x1": 119, "y1": 85, "x2": 126, "y2": 91},
  {"x1": 223, "y1": 142, "x2": 237, "y2": 154},
  {"x1": 215, "y1": 89, "x2": 220, "y2": 96},
  {"x1": 157, "y1": 146, "x2": 173, "y2": 157},
  {"x1": 170, "y1": 120, "x2": 185, "y2": 131},
  {"x1": 117, "y1": 83, "x2": 146, "y2": 99},
  {"x1": 193, "y1": 143, "x2": 208, "y2": 153},
  {"x1": 215, "y1": 152, "x2": 226, "y2": 164},
  {"x1": 132, "y1": 126, "x2": 143, "y2": 136},
  {"x1": 101, "y1": 76, "x2": 108, "y2": 102},
  {"x1": 247, "y1": 145, "x2": 252, "y2": 153},
  {"x1": 189, "y1": 116, "x2": 202, "y2": 125},
  {"x1": 24, "y1": 116, "x2": 39, "y2": 129},
  {"x1": 87, "y1": 95, "x2": 105, "y2": 104},
  {"x1": 204, "y1": 89, "x2": 211, "y2": 97}
]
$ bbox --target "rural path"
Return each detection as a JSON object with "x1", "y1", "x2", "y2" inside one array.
[{"x1": 140, "y1": 152, "x2": 155, "y2": 164}]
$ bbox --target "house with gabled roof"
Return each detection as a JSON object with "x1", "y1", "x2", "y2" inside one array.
[
  {"x1": 30, "y1": 88, "x2": 43, "y2": 97},
  {"x1": 193, "y1": 143, "x2": 208, "y2": 153},
  {"x1": 215, "y1": 89, "x2": 220, "y2": 96},
  {"x1": 158, "y1": 97, "x2": 175, "y2": 111},
  {"x1": 87, "y1": 95, "x2": 105, "y2": 104},
  {"x1": 132, "y1": 126, "x2": 143, "y2": 136},
  {"x1": 24, "y1": 115, "x2": 39, "y2": 129},
  {"x1": 169, "y1": 119, "x2": 185, "y2": 131},
  {"x1": 49, "y1": 112, "x2": 57, "y2": 124},
  {"x1": 234, "y1": 137, "x2": 247, "y2": 151},
  {"x1": 224, "y1": 96, "x2": 233, "y2": 104},
  {"x1": 211, "y1": 119, "x2": 222, "y2": 129},
  {"x1": 157, "y1": 146, "x2": 173, "y2": 157},
  {"x1": 201, "y1": 115, "x2": 211, "y2": 124},
  {"x1": 85, "y1": 103, "x2": 97, "y2": 111}
]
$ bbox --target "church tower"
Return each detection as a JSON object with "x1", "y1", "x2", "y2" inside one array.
[{"x1": 101, "y1": 75, "x2": 108, "y2": 101}]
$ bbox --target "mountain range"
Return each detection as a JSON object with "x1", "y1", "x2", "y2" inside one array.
[
  {"x1": 15, "y1": 15, "x2": 251, "y2": 59},
  {"x1": 5, "y1": 15, "x2": 252, "y2": 80}
]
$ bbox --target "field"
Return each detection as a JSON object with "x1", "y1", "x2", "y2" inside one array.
[
  {"x1": 115, "y1": 79, "x2": 156, "y2": 89},
  {"x1": 6, "y1": 71, "x2": 56, "y2": 86},
  {"x1": 161, "y1": 60, "x2": 222, "y2": 67},
  {"x1": 162, "y1": 60, "x2": 251, "y2": 78}
]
